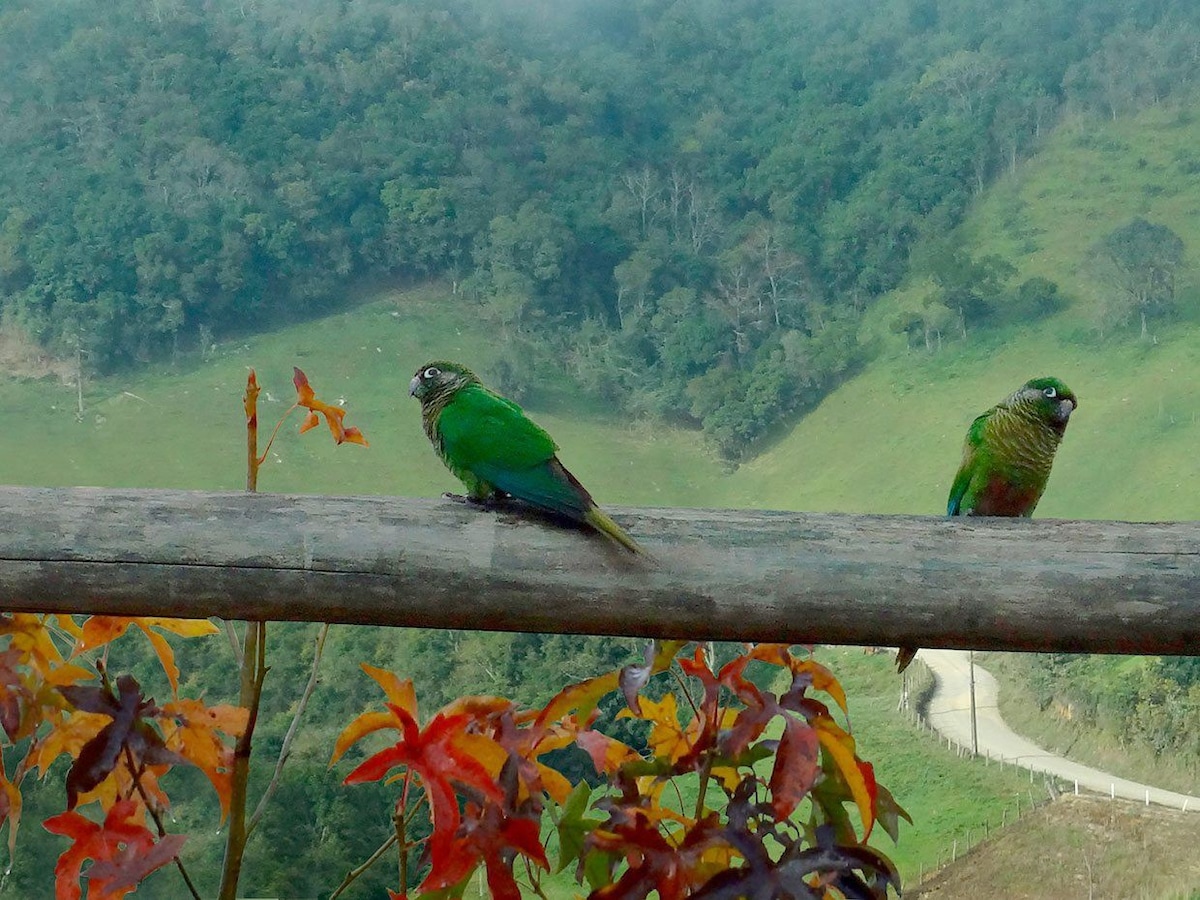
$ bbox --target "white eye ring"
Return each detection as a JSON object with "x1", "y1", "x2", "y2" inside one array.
[
  {"x1": 423, "y1": 366, "x2": 440, "y2": 379},
  {"x1": 1043, "y1": 386, "x2": 1057, "y2": 399}
]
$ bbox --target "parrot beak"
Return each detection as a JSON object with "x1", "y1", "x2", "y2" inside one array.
[
  {"x1": 1057, "y1": 398, "x2": 1075, "y2": 421},
  {"x1": 408, "y1": 375, "x2": 421, "y2": 398}
]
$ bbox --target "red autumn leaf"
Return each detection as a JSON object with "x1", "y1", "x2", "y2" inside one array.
[
  {"x1": 574, "y1": 730, "x2": 643, "y2": 776},
  {"x1": 447, "y1": 802, "x2": 549, "y2": 900},
  {"x1": 428, "y1": 759, "x2": 550, "y2": 899},
  {"x1": 343, "y1": 705, "x2": 504, "y2": 889},
  {"x1": 292, "y1": 367, "x2": 368, "y2": 446},
  {"x1": 770, "y1": 715, "x2": 821, "y2": 819},
  {"x1": 44, "y1": 799, "x2": 184, "y2": 900},
  {"x1": 588, "y1": 811, "x2": 730, "y2": 900}
]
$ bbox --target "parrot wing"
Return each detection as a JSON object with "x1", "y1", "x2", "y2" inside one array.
[
  {"x1": 438, "y1": 384, "x2": 558, "y2": 470},
  {"x1": 946, "y1": 408, "x2": 992, "y2": 516},
  {"x1": 438, "y1": 385, "x2": 592, "y2": 518}
]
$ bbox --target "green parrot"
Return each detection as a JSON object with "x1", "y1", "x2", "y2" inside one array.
[
  {"x1": 897, "y1": 375, "x2": 1078, "y2": 672},
  {"x1": 409, "y1": 360, "x2": 643, "y2": 554}
]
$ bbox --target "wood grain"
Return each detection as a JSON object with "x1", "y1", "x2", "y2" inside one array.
[{"x1": 1, "y1": 486, "x2": 1197, "y2": 655}]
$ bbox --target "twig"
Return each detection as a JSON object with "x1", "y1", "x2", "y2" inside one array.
[
  {"x1": 217, "y1": 620, "x2": 268, "y2": 900},
  {"x1": 124, "y1": 745, "x2": 202, "y2": 900},
  {"x1": 223, "y1": 620, "x2": 243, "y2": 669},
  {"x1": 329, "y1": 803, "x2": 427, "y2": 899},
  {"x1": 328, "y1": 833, "x2": 399, "y2": 899},
  {"x1": 247, "y1": 623, "x2": 330, "y2": 834}
]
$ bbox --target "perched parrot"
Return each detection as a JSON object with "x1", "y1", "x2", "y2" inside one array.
[
  {"x1": 409, "y1": 360, "x2": 643, "y2": 554},
  {"x1": 896, "y1": 375, "x2": 1078, "y2": 673}
]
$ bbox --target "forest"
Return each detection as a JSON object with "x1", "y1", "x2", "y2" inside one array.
[
  {"x1": 4, "y1": 0, "x2": 1200, "y2": 454},
  {"x1": 6, "y1": 0, "x2": 1200, "y2": 895}
]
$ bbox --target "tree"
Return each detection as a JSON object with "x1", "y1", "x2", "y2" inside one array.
[{"x1": 1090, "y1": 217, "x2": 1185, "y2": 339}]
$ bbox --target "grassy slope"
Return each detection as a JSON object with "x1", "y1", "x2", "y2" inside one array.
[
  {"x1": 720, "y1": 105, "x2": 1200, "y2": 522},
  {"x1": 6, "y1": 104, "x2": 1200, "y2": 892}
]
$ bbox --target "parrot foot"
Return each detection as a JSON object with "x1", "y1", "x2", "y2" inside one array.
[{"x1": 442, "y1": 492, "x2": 515, "y2": 509}]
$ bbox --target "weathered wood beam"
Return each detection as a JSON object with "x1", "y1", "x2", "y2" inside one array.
[{"x1": 0, "y1": 486, "x2": 1197, "y2": 655}]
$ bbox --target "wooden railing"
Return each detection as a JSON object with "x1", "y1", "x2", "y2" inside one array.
[{"x1": 2, "y1": 486, "x2": 1198, "y2": 655}]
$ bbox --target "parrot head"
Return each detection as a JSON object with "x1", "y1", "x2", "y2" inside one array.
[
  {"x1": 409, "y1": 360, "x2": 479, "y2": 404},
  {"x1": 1016, "y1": 376, "x2": 1077, "y2": 431}
]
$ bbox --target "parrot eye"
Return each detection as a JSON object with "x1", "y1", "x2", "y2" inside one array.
[
  {"x1": 1042, "y1": 386, "x2": 1057, "y2": 399},
  {"x1": 423, "y1": 366, "x2": 441, "y2": 380}
]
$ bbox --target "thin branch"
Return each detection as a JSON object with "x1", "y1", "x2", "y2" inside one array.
[
  {"x1": 328, "y1": 833, "x2": 398, "y2": 899},
  {"x1": 124, "y1": 745, "x2": 202, "y2": 900},
  {"x1": 328, "y1": 803, "x2": 428, "y2": 899},
  {"x1": 223, "y1": 620, "x2": 243, "y2": 669},
  {"x1": 247, "y1": 622, "x2": 330, "y2": 834},
  {"x1": 217, "y1": 620, "x2": 268, "y2": 900}
]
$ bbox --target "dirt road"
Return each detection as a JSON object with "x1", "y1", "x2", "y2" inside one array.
[{"x1": 919, "y1": 648, "x2": 1200, "y2": 811}]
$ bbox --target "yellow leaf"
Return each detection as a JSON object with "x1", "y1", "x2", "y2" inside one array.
[
  {"x1": 794, "y1": 659, "x2": 848, "y2": 717},
  {"x1": 32, "y1": 710, "x2": 109, "y2": 776},
  {"x1": 53, "y1": 616, "x2": 84, "y2": 641},
  {"x1": 537, "y1": 762, "x2": 573, "y2": 805},
  {"x1": 815, "y1": 717, "x2": 874, "y2": 839},
  {"x1": 138, "y1": 624, "x2": 181, "y2": 697},
  {"x1": 330, "y1": 710, "x2": 401, "y2": 766},
  {"x1": 139, "y1": 617, "x2": 220, "y2": 638},
  {"x1": 632, "y1": 694, "x2": 691, "y2": 764},
  {"x1": 360, "y1": 665, "x2": 418, "y2": 718}
]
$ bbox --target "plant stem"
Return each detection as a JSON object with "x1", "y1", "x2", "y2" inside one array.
[
  {"x1": 217, "y1": 620, "x2": 267, "y2": 900},
  {"x1": 124, "y1": 746, "x2": 202, "y2": 900},
  {"x1": 328, "y1": 833, "x2": 399, "y2": 899},
  {"x1": 247, "y1": 623, "x2": 329, "y2": 835}
]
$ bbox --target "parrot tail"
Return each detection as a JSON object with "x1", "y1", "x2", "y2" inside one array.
[
  {"x1": 584, "y1": 507, "x2": 644, "y2": 555},
  {"x1": 895, "y1": 646, "x2": 918, "y2": 673}
]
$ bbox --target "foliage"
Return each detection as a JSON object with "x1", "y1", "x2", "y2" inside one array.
[
  {"x1": 333, "y1": 641, "x2": 906, "y2": 898},
  {"x1": 3, "y1": 0, "x2": 1196, "y2": 454},
  {"x1": 1088, "y1": 217, "x2": 1185, "y2": 338}
]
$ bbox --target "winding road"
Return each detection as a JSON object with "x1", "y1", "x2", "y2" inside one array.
[{"x1": 919, "y1": 649, "x2": 1200, "y2": 811}]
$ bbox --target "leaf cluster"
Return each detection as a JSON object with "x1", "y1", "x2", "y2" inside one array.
[
  {"x1": 334, "y1": 641, "x2": 907, "y2": 898},
  {"x1": 0, "y1": 612, "x2": 243, "y2": 899}
]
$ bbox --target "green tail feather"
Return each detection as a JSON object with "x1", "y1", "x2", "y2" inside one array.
[{"x1": 584, "y1": 507, "x2": 644, "y2": 555}]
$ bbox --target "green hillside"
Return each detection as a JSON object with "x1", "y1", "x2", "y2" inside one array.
[
  {"x1": 4, "y1": 102, "x2": 1200, "y2": 895},
  {"x1": 721, "y1": 104, "x2": 1200, "y2": 522}
]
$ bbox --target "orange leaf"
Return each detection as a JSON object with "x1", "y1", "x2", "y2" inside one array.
[
  {"x1": 330, "y1": 667, "x2": 421, "y2": 765},
  {"x1": 293, "y1": 367, "x2": 369, "y2": 446},
  {"x1": 161, "y1": 698, "x2": 248, "y2": 822},
  {"x1": 33, "y1": 710, "x2": 110, "y2": 776},
  {"x1": 330, "y1": 710, "x2": 402, "y2": 766},
  {"x1": 361, "y1": 665, "x2": 417, "y2": 717},
  {"x1": 574, "y1": 730, "x2": 642, "y2": 776},
  {"x1": 0, "y1": 764, "x2": 21, "y2": 870},
  {"x1": 74, "y1": 617, "x2": 133, "y2": 656},
  {"x1": 2, "y1": 613, "x2": 69, "y2": 674}
]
